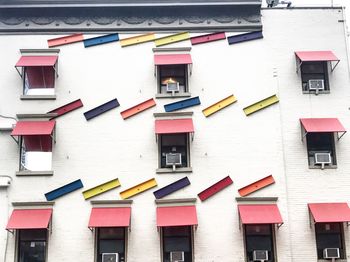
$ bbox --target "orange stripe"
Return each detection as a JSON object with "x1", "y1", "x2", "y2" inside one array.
[
  {"x1": 238, "y1": 175, "x2": 275, "y2": 197},
  {"x1": 48, "y1": 34, "x2": 84, "y2": 48},
  {"x1": 120, "y1": 98, "x2": 156, "y2": 119}
]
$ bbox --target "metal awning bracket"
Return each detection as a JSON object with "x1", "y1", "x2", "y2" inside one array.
[
  {"x1": 331, "y1": 60, "x2": 340, "y2": 72},
  {"x1": 277, "y1": 222, "x2": 284, "y2": 229},
  {"x1": 337, "y1": 131, "x2": 346, "y2": 141},
  {"x1": 15, "y1": 66, "x2": 22, "y2": 78},
  {"x1": 11, "y1": 135, "x2": 19, "y2": 144}
]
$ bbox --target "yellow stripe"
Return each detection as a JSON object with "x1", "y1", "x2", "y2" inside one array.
[
  {"x1": 119, "y1": 178, "x2": 157, "y2": 199},
  {"x1": 82, "y1": 178, "x2": 121, "y2": 200},
  {"x1": 243, "y1": 95, "x2": 279, "y2": 116},
  {"x1": 202, "y1": 95, "x2": 237, "y2": 117},
  {"x1": 154, "y1": 32, "x2": 190, "y2": 47},
  {"x1": 120, "y1": 33, "x2": 155, "y2": 47}
]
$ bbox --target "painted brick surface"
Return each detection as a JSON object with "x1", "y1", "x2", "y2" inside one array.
[{"x1": 0, "y1": 9, "x2": 349, "y2": 262}]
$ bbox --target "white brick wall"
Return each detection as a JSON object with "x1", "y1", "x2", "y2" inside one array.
[{"x1": 0, "y1": 7, "x2": 349, "y2": 262}]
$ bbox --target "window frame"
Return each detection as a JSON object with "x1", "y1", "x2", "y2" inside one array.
[
  {"x1": 156, "y1": 64, "x2": 191, "y2": 99},
  {"x1": 300, "y1": 61, "x2": 330, "y2": 95},
  {"x1": 160, "y1": 226, "x2": 194, "y2": 262},
  {"x1": 22, "y1": 66, "x2": 56, "y2": 97},
  {"x1": 314, "y1": 222, "x2": 346, "y2": 260},
  {"x1": 16, "y1": 229, "x2": 49, "y2": 262},
  {"x1": 306, "y1": 132, "x2": 337, "y2": 169},
  {"x1": 243, "y1": 224, "x2": 277, "y2": 262},
  {"x1": 16, "y1": 133, "x2": 55, "y2": 176},
  {"x1": 157, "y1": 132, "x2": 192, "y2": 174},
  {"x1": 95, "y1": 227, "x2": 128, "y2": 262}
]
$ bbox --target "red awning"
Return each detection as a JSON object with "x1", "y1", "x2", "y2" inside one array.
[
  {"x1": 88, "y1": 207, "x2": 131, "y2": 228},
  {"x1": 300, "y1": 118, "x2": 346, "y2": 133},
  {"x1": 308, "y1": 203, "x2": 350, "y2": 223},
  {"x1": 6, "y1": 209, "x2": 52, "y2": 230},
  {"x1": 156, "y1": 206, "x2": 198, "y2": 227},
  {"x1": 238, "y1": 204, "x2": 283, "y2": 225},
  {"x1": 11, "y1": 121, "x2": 56, "y2": 136},
  {"x1": 15, "y1": 56, "x2": 58, "y2": 67},
  {"x1": 155, "y1": 119, "x2": 194, "y2": 134},
  {"x1": 295, "y1": 51, "x2": 339, "y2": 62},
  {"x1": 154, "y1": 54, "x2": 192, "y2": 66}
]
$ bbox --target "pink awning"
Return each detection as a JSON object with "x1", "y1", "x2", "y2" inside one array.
[
  {"x1": 300, "y1": 118, "x2": 346, "y2": 133},
  {"x1": 156, "y1": 206, "x2": 198, "y2": 227},
  {"x1": 88, "y1": 207, "x2": 131, "y2": 228},
  {"x1": 154, "y1": 54, "x2": 192, "y2": 66},
  {"x1": 295, "y1": 51, "x2": 339, "y2": 62},
  {"x1": 155, "y1": 119, "x2": 194, "y2": 134},
  {"x1": 15, "y1": 56, "x2": 58, "y2": 67},
  {"x1": 238, "y1": 204, "x2": 283, "y2": 225},
  {"x1": 6, "y1": 209, "x2": 52, "y2": 230},
  {"x1": 11, "y1": 121, "x2": 56, "y2": 136},
  {"x1": 308, "y1": 203, "x2": 350, "y2": 223}
]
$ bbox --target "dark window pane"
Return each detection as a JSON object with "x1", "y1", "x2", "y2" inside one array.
[
  {"x1": 18, "y1": 229, "x2": 47, "y2": 262},
  {"x1": 245, "y1": 225, "x2": 275, "y2": 262},
  {"x1": 306, "y1": 132, "x2": 336, "y2": 165},
  {"x1": 315, "y1": 223, "x2": 345, "y2": 259},
  {"x1": 300, "y1": 61, "x2": 329, "y2": 92},
  {"x1": 160, "y1": 134, "x2": 188, "y2": 168},
  {"x1": 162, "y1": 226, "x2": 192, "y2": 262},
  {"x1": 97, "y1": 227, "x2": 126, "y2": 262},
  {"x1": 158, "y1": 64, "x2": 188, "y2": 94},
  {"x1": 24, "y1": 66, "x2": 55, "y2": 95}
]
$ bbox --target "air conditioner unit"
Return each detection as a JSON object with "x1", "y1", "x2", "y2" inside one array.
[
  {"x1": 253, "y1": 250, "x2": 268, "y2": 261},
  {"x1": 323, "y1": 248, "x2": 340, "y2": 259},
  {"x1": 102, "y1": 253, "x2": 119, "y2": 262},
  {"x1": 170, "y1": 251, "x2": 184, "y2": 262},
  {"x1": 314, "y1": 152, "x2": 332, "y2": 169},
  {"x1": 308, "y1": 79, "x2": 325, "y2": 95},
  {"x1": 166, "y1": 82, "x2": 180, "y2": 95},
  {"x1": 166, "y1": 153, "x2": 182, "y2": 171}
]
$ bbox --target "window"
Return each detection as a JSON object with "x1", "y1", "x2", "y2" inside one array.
[
  {"x1": 23, "y1": 66, "x2": 56, "y2": 96},
  {"x1": 18, "y1": 229, "x2": 48, "y2": 262},
  {"x1": 300, "y1": 118, "x2": 346, "y2": 169},
  {"x1": 15, "y1": 51, "x2": 59, "y2": 100},
  {"x1": 154, "y1": 54, "x2": 192, "y2": 98},
  {"x1": 315, "y1": 223, "x2": 345, "y2": 259},
  {"x1": 244, "y1": 224, "x2": 275, "y2": 262},
  {"x1": 306, "y1": 132, "x2": 336, "y2": 167},
  {"x1": 162, "y1": 226, "x2": 193, "y2": 262},
  {"x1": 155, "y1": 118, "x2": 194, "y2": 173},
  {"x1": 300, "y1": 62, "x2": 329, "y2": 94},
  {"x1": 96, "y1": 227, "x2": 127, "y2": 262},
  {"x1": 158, "y1": 64, "x2": 188, "y2": 96},
  {"x1": 11, "y1": 121, "x2": 56, "y2": 175},
  {"x1": 19, "y1": 135, "x2": 54, "y2": 172},
  {"x1": 160, "y1": 133, "x2": 189, "y2": 169},
  {"x1": 295, "y1": 51, "x2": 340, "y2": 95}
]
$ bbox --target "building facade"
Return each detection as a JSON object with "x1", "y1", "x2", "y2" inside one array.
[{"x1": 1, "y1": 1, "x2": 350, "y2": 262}]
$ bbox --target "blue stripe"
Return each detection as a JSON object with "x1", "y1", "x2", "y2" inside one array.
[
  {"x1": 153, "y1": 177, "x2": 190, "y2": 199},
  {"x1": 84, "y1": 33, "x2": 119, "y2": 48},
  {"x1": 227, "y1": 31, "x2": 263, "y2": 45},
  {"x1": 164, "y1": 96, "x2": 201, "y2": 112},
  {"x1": 84, "y1": 98, "x2": 120, "y2": 120},
  {"x1": 45, "y1": 179, "x2": 83, "y2": 201}
]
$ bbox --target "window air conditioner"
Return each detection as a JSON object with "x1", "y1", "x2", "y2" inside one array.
[
  {"x1": 323, "y1": 248, "x2": 340, "y2": 259},
  {"x1": 166, "y1": 153, "x2": 182, "y2": 171},
  {"x1": 314, "y1": 152, "x2": 332, "y2": 169},
  {"x1": 102, "y1": 253, "x2": 119, "y2": 262},
  {"x1": 308, "y1": 79, "x2": 325, "y2": 95},
  {"x1": 166, "y1": 82, "x2": 180, "y2": 95},
  {"x1": 253, "y1": 250, "x2": 268, "y2": 261},
  {"x1": 170, "y1": 251, "x2": 185, "y2": 262}
]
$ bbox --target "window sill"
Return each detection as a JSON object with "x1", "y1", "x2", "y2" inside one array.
[
  {"x1": 156, "y1": 167, "x2": 192, "y2": 174},
  {"x1": 308, "y1": 165, "x2": 337, "y2": 169},
  {"x1": 16, "y1": 170, "x2": 54, "y2": 176},
  {"x1": 318, "y1": 260, "x2": 346, "y2": 262},
  {"x1": 20, "y1": 95, "x2": 56, "y2": 100},
  {"x1": 155, "y1": 92, "x2": 191, "y2": 99},
  {"x1": 302, "y1": 91, "x2": 330, "y2": 95}
]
